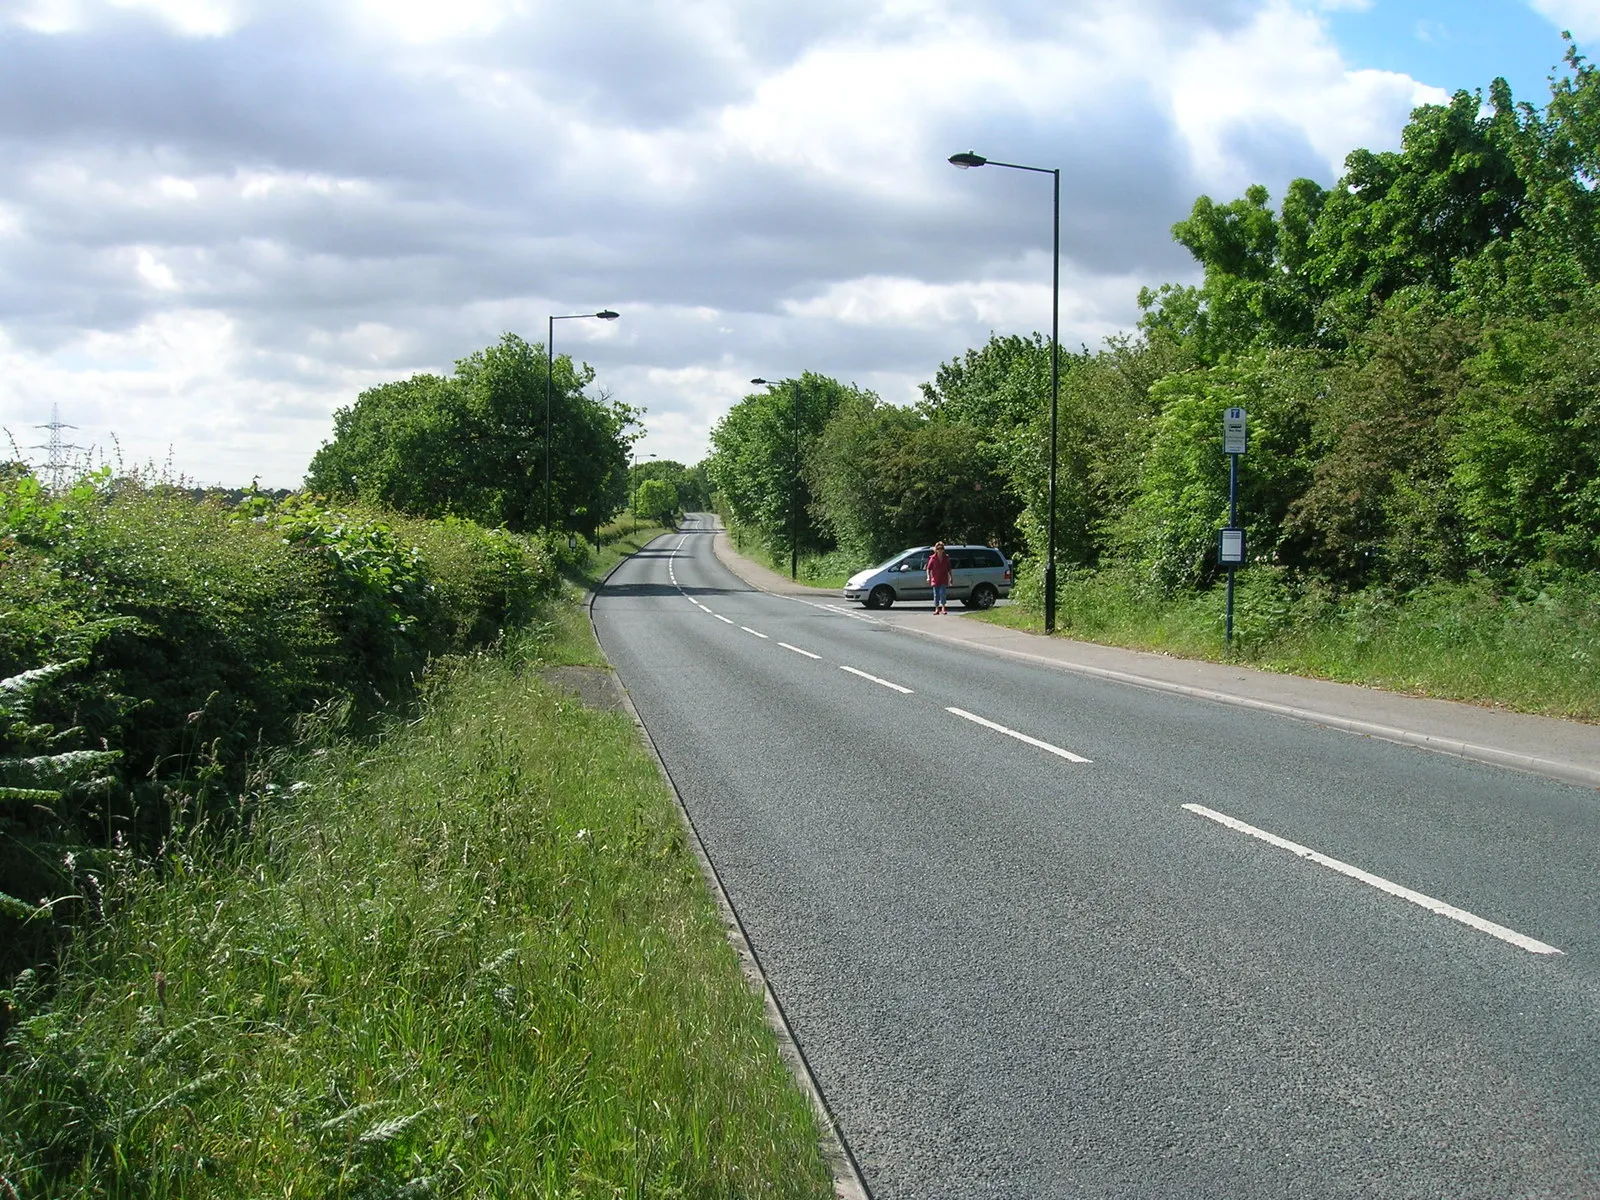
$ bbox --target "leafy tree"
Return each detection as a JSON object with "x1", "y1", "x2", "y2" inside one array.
[
  {"x1": 808, "y1": 396, "x2": 1014, "y2": 560},
  {"x1": 635, "y1": 478, "x2": 680, "y2": 527},
  {"x1": 1306, "y1": 84, "x2": 1529, "y2": 338},
  {"x1": 1139, "y1": 180, "x2": 1327, "y2": 362},
  {"x1": 919, "y1": 333, "x2": 1054, "y2": 431},
  {"x1": 630, "y1": 459, "x2": 710, "y2": 514},
  {"x1": 705, "y1": 373, "x2": 865, "y2": 559},
  {"x1": 1114, "y1": 351, "x2": 1316, "y2": 593},
  {"x1": 1282, "y1": 298, "x2": 1476, "y2": 587},
  {"x1": 1449, "y1": 298, "x2": 1600, "y2": 571},
  {"x1": 305, "y1": 334, "x2": 635, "y2": 534}
]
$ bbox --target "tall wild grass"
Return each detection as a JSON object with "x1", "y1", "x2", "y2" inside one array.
[
  {"x1": 996, "y1": 561, "x2": 1600, "y2": 720},
  {"x1": 0, "y1": 638, "x2": 831, "y2": 1197}
]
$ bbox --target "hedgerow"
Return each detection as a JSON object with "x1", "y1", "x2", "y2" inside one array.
[{"x1": 0, "y1": 475, "x2": 562, "y2": 981}]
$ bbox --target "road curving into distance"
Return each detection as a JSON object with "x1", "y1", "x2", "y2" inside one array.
[{"x1": 591, "y1": 514, "x2": 1600, "y2": 1200}]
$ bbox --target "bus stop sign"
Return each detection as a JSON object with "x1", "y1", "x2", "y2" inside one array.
[{"x1": 1223, "y1": 407, "x2": 1247, "y2": 455}]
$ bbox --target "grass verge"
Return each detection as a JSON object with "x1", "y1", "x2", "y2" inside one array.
[
  {"x1": 984, "y1": 566, "x2": 1600, "y2": 722},
  {"x1": 0, "y1": 605, "x2": 832, "y2": 1196}
]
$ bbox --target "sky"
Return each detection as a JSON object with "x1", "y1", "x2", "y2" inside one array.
[{"x1": 0, "y1": 0, "x2": 1593, "y2": 487}]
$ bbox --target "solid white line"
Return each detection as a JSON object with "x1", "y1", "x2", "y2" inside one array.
[
  {"x1": 779, "y1": 642, "x2": 822, "y2": 659},
  {"x1": 820, "y1": 604, "x2": 881, "y2": 623},
  {"x1": 1181, "y1": 804, "x2": 1563, "y2": 956},
  {"x1": 946, "y1": 707, "x2": 1092, "y2": 763},
  {"x1": 714, "y1": 614, "x2": 735, "y2": 625},
  {"x1": 840, "y1": 665, "x2": 913, "y2": 694},
  {"x1": 741, "y1": 626, "x2": 769, "y2": 639}
]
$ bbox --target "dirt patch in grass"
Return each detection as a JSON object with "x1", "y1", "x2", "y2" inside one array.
[{"x1": 538, "y1": 664, "x2": 631, "y2": 712}]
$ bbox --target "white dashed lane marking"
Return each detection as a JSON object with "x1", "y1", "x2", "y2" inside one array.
[
  {"x1": 741, "y1": 626, "x2": 769, "y2": 639},
  {"x1": 840, "y1": 665, "x2": 914, "y2": 694},
  {"x1": 779, "y1": 642, "x2": 822, "y2": 659},
  {"x1": 947, "y1": 707, "x2": 1092, "y2": 763},
  {"x1": 1182, "y1": 804, "x2": 1563, "y2": 956}
]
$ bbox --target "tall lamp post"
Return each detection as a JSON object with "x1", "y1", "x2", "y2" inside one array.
[
  {"x1": 751, "y1": 377, "x2": 800, "y2": 581},
  {"x1": 546, "y1": 308, "x2": 620, "y2": 530},
  {"x1": 631, "y1": 450, "x2": 656, "y2": 533},
  {"x1": 949, "y1": 150, "x2": 1060, "y2": 634}
]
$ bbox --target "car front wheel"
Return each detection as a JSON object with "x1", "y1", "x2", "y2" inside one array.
[{"x1": 866, "y1": 585, "x2": 895, "y2": 610}]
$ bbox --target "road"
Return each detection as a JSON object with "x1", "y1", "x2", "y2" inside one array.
[{"x1": 591, "y1": 515, "x2": 1600, "y2": 1200}]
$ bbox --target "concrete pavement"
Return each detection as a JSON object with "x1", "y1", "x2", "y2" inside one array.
[{"x1": 709, "y1": 527, "x2": 1600, "y2": 792}]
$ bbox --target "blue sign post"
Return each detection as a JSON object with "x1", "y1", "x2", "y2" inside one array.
[{"x1": 1220, "y1": 407, "x2": 1247, "y2": 648}]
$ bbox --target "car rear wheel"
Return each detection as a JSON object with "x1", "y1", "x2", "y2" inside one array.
[
  {"x1": 866, "y1": 585, "x2": 895, "y2": 610},
  {"x1": 967, "y1": 583, "x2": 998, "y2": 610}
]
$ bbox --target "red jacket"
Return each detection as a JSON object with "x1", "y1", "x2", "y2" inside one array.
[{"x1": 926, "y1": 550, "x2": 952, "y2": 586}]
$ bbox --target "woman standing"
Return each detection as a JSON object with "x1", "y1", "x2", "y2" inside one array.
[{"x1": 926, "y1": 541, "x2": 953, "y2": 614}]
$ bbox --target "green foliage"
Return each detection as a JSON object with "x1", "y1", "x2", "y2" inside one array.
[
  {"x1": 1449, "y1": 299, "x2": 1600, "y2": 571},
  {"x1": 0, "y1": 476, "x2": 565, "y2": 984},
  {"x1": 705, "y1": 372, "x2": 866, "y2": 560},
  {"x1": 1140, "y1": 179, "x2": 1327, "y2": 360},
  {"x1": 0, "y1": 655, "x2": 125, "y2": 982},
  {"x1": 631, "y1": 459, "x2": 710, "y2": 514},
  {"x1": 1114, "y1": 352, "x2": 1316, "y2": 594},
  {"x1": 1282, "y1": 297, "x2": 1476, "y2": 587},
  {"x1": 305, "y1": 333, "x2": 637, "y2": 536},
  {"x1": 0, "y1": 648, "x2": 831, "y2": 1198},
  {"x1": 634, "y1": 477, "x2": 680, "y2": 526},
  {"x1": 915, "y1": 52, "x2": 1600, "y2": 624}
]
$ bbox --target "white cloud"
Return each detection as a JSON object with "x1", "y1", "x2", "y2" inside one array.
[
  {"x1": 1527, "y1": 0, "x2": 1600, "y2": 40},
  {"x1": 6, "y1": 0, "x2": 88, "y2": 33},
  {"x1": 782, "y1": 265, "x2": 1135, "y2": 343},
  {"x1": 134, "y1": 247, "x2": 180, "y2": 291},
  {"x1": 0, "y1": 0, "x2": 1473, "y2": 486},
  {"x1": 109, "y1": 0, "x2": 246, "y2": 36},
  {"x1": 1166, "y1": 1, "x2": 1447, "y2": 190},
  {"x1": 352, "y1": 0, "x2": 518, "y2": 44}
]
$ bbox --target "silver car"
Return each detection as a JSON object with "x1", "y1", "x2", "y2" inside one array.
[{"x1": 843, "y1": 545, "x2": 1013, "y2": 610}]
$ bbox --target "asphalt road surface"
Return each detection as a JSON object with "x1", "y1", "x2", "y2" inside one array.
[{"x1": 591, "y1": 515, "x2": 1600, "y2": 1200}]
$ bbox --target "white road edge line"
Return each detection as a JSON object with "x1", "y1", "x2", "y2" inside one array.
[
  {"x1": 779, "y1": 642, "x2": 822, "y2": 659},
  {"x1": 947, "y1": 707, "x2": 1092, "y2": 763},
  {"x1": 714, "y1": 614, "x2": 735, "y2": 625},
  {"x1": 741, "y1": 626, "x2": 770, "y2": 639},
  {"x1": 1181, "y1": 803, "x2": 1563, "y2": 957},
  {"x1": 840, "y1": 665, "x2": 913, "y2": 694}
]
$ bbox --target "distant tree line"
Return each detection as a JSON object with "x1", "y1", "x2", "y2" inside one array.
[
  {"x1": 708, "y1": 41, "x2": 1600, "y2": 595},
  {"x1": 629, "y1": 458, "x2": 712, "y2": 526}
]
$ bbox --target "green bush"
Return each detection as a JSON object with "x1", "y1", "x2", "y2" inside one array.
[{"x1": 0, "y1": 477, "x2": 566, "y2": 983}]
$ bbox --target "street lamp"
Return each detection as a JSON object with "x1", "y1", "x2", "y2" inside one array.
[
  {"x1": 546, "y1": 309, "x2": 620, "y2": 531},
  {"x1": 949, "y1": 149, "x2": 1060, "y2": 634},
  {"x1": 752, "y1": 377, "x2": 800, "y2": 581},
  {"x1": 631, "y1": 449, "x2": 656, "y2": 533}
]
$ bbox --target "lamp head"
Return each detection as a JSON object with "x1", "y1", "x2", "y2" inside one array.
[
  {"x1": 949, "y1": 151, "x2": 987, "y2": 169},
  {"x1": 596, "y1": 309, "x2": 620, "y2": 320},
  {"x1": 751, "y1": 378, "x2": 772, "y2": 386}
]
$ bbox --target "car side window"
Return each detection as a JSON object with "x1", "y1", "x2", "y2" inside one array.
[
  {"x1": 950, "y1": 551, "x2": 974, "y2": 569},
  {"x1": 899, "y1": 554, "x2": 927, "y2": 571}
]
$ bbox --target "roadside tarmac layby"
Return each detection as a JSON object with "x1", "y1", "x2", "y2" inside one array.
[{"x1": 709, "y1": 525, "x2": 1600, "y2": 792}]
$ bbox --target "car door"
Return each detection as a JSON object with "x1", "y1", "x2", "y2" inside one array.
[
  {"x1": 947, "y1": 549, "x2": 976, "y2": 599},
  {"x1": 891, "y1": 551, "x2": 931, "y2": 600}
]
